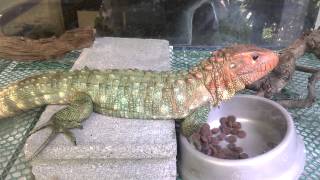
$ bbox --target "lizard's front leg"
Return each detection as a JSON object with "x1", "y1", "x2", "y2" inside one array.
[
  {"x1": 28, "y1": 92, "x2": 93, "y2": 160},
  {"x1": 180, "y1": 103, "x2": 210, "y2": 137}
]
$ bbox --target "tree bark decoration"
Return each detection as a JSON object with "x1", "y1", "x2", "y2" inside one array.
[
  {"x1": 0, "y1": 27, "x2": 95, "y2": 61},
  {"x1": 248, "y1": 29, "x2": 320, "y2": 108}
]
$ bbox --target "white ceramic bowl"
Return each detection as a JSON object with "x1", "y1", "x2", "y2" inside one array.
[{"x1": 179, "y1": 95, "x2": 305, "y2": 180}]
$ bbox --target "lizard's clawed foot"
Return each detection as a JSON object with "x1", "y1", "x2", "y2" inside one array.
[
  {"x1": 62, "y1": 128, "x2": 77, "y2": 145},
  {"x1": 27, "y1": 92, "x2": 93, "y2": 161},
  {"x1": 180, "y1": 104, "x2": 210, "y2": 137},
  {"x1": 27, "y1": 125, "x2": 78, "y2": 161}
]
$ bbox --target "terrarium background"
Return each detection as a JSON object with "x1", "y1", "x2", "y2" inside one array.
[
  {"x1": 0, "y1": 0, "x2": 320, "y2": 179},
  {"x1": 1, "y1": 0, "x2": 319, "y2": 46}
]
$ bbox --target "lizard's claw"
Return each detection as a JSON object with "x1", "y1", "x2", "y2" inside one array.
[
  {"x1": 27, "y1": 126, "x2": 78, "y2": 161},
  {"x1": 62, "y1": 128, "x2": 77, "y2": 145}
]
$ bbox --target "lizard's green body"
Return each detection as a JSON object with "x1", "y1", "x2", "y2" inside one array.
[{"x1": 0, "y1": 45, "x2": 279, "y2": 159}]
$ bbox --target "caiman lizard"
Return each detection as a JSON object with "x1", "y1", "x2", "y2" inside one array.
[{"x1": 0, "y1": 45, "x2": 279, "y2": 159}]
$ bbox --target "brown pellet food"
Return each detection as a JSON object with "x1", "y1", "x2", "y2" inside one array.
[
  {"x1": 220, "y1": 148, "x2": 231, "y2": 157},
  {"x1": 211, "y1": 128, "x2": 220, "y2": 134},
  {"x1": 200, "y1": 123, "x2": 211, "y2": 137},
  {"x1": 189, "y1": 115, "x2": 249, "y2": 160},
  {"x1": 226, "y1": 150, "x2": 239, "y2": 159},
  {"x1": 223, "y1": 148, "x2": 241, "y2": 160},
  {"x1": 239, "y1": 153, "x2": 249, "y2": 159},
  {"x1": 216, "y1": 152, "x2": 226, "y2": 159},
  {"x1": 225, "y1": 135, "x2": 237, "y2": 143},
  {"x1": 226, "y1": 119, "x2": 235, "y2": 128},
  {"x1": 233, "y1": 122, "x2": 242, "y2": 129},
  {"x1": 233, "y1": 146, "x2": 244, "y2": 153},
  {"x1": 227, "y1": 115, "x2": 236, "y2": 123},
  {"x1": 209, "y1": 136, "x2": 220, "y2": 145},
  {"x1": 201, "y1": 123, "x2": 210, "y2": 130},
  {"x1": 236, "y1": 130, "x2": 246, "y2": 138},
  {"x1": 200, "y1": 135, "x2": 208, "y2": 144},
  {"x1": 209, "y1": 144, "x2": 220, "y2": 156},
  {"x1": 219, "y1": 123, "x2": 227, "y2": 131},
  {"x1": 230, "y1": 128, "x2": 238, "y2": 135},
  {"x1": 227, "y1": 143, "x2": 236, "y2": 150},
  {"x1": 219, "y1": 117, "x2": 228, "y2": 126},
  {"x1": 220, "y1": 127, "x2": 231, "y2": 135},
  {"x1": 210, "y1": 144, "x2": 222, "y2": 151},
  {"x1": 217, "y1": 133, "x2": 226, "y2": 141}
]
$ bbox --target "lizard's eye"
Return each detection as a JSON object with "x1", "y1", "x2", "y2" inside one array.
[{"x1": 252, "y1": 53, "x2": 259, "y2": 61}]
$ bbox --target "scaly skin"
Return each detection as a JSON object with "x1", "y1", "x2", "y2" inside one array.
[{"x1": 0, "y1": 45, "x2": 278, "y2": 159}]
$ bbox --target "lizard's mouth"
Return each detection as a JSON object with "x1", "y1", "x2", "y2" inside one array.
[
  {"x1": 239, "y1": 64, "x2": 274, "y2": 76},
  {"x1": 238, "y1": 61, "x2": 278, "y2": 83}
]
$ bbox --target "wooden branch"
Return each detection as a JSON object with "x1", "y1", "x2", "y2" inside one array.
[
  {"x1": 277, "y1": 66, "x2": 320, "y2": 108},
  {"x1": 296, "y1": 65, "x2": 319, "y2": 73},
  {"x1": 0, "y1": 27, "x2": 95, "y2": 61},
  {"x1": 247, "y1": 30, "x2": 320, "y2": 108}
]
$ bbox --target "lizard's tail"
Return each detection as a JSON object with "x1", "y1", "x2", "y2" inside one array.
[{"x1": 0, "y1": 71, "x2": 79, "y2": 119}]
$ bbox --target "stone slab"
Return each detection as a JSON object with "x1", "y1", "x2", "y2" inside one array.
[
  {"x1": 24, "y1": 106, "x2": 176, "y2": 160},
  {"x1": 32, "y1": 158, "x2": 176, "y2": 180},
  {"x1": 73, "y1": 37, "x2": 171, "y2": 71},
  {"x1": 24, "y1": 37, "x2": 177, "y2": 179}
]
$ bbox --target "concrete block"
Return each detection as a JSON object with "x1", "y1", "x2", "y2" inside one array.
[
  {"x1": 32, "y1": 159, "x2": 176, "y2": 180},
  {"x1": 73, "y1": 37, "x2": 171, "y2": 71},
  {"x1": 24, "y1": 37, "x2": 177, "y2": 179},
  {"x1": 25, "y1": 106, "x2": 176, "y2": 160}
]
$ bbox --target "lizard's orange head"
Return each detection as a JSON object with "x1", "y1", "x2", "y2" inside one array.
[
  {"x1": 196, "y1": 45, "x2": 279, "y2": 105},
  {"x1": 210, "y1": 45, "x2": 279, "y2": 85}
]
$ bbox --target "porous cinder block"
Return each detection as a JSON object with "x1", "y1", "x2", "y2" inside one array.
[
  {"x1": 25, "y1": 106, "x2": 176, "y2": 161},
  {"x1": 73, "y1": 37, "x2": 171, "y2": 71},
  {"x1": 32, "y1": 159, "x2": 176, "y2": 180},
  {"x1": 24, "y1": 37, "x2": 177, "y2": 179}
]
